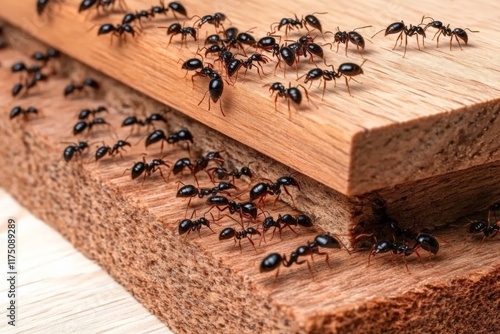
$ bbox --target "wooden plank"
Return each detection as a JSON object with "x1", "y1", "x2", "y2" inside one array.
[
  {"x1": 0, "y1": 42, "x2": 498, "y2": 334},
  {"x1": 0, "y1": 0, "x2": 499, "y2": 195},
  {"x1": 0, "y1": 188, "x2": 169, "y2": 334}
]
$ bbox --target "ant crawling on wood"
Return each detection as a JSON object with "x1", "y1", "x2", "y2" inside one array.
[
  {"x1": 78, "y1": 106, "x2": 108, "y2": 120},
  {"x1": 178, "y1": 211, "x2": 217, "y2": 238},
  {"x1": 149, "y1": 1, "x2": 188, "y2": 20},
  {"x1": 260, "y1": 233, "x2": 342, "y2": 277},
  {"x1": 9, "y1": 106, "x2": 39, "y2": 120},
  {"x1": 64, "y1": 78, "x2": 100, "y2": 97},
  {"x1": 145, "y1": 129, "x2": 193, "y2": 152},
  {"x1": 324, "y1": 26, "x2": 371, "y2": 58},
  {"x1": 266, "y1": 82, "x2": 316, "y2": 118},
  {"x1": 159, "y1": 23, "x2": 197, "y2": 47},
  {"x1": 98, "y1": 23, "x2": 138, "y2": 44},
  {"x1": 209, "y1": 165, "x2": 254, "y2": 184},
  {"x1": 260, "y1": 213, "x2": 313, "y2": 244},
  {"x1": 121, "y1": 113, "x2": 167, "y2": 133},
  {"x1": 125, "y1": 155, "x2": 171, "y2": 184},
  {"x1": 269, "y1": 14, "x2": 303, "y2": 36},
  {"x1": 421, "y1": 16, "x2": 479, "y2": 50},
  {"x1": 73, "y1": 118, "x2": 110, "y2": 135},
  {"x1": 249, "y1": 176, "x2": 301, "y2": 208},
  {"x1": 63, "y1": 141, "x2": 89, "y2": 162},
  {"x1": 205, "y1": 196, "x2": 258, "y2": 226},
  {"x1": 219, "y1": 227, "x2": 261, "y2": 252},
  {"x1": 192, "y1": 12, "x2": 229, "y2": 32},
  {"x1": 468, "y1": 202, "x2": 500, "y2": 240},
  {"x1": 176, "y1": 181, "x2": 237, "y2": 216},
  {"x1": 95, "y1": 138, "x2": 132, "y2": 161},
  {"x1": 372, "y1": 20, "x2": 426, "y2": 58},
  {"x1": 302, "y1": 12, "x2": 327, "y2": 36}
]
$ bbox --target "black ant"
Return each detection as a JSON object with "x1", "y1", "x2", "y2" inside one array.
[
  {"x1": 260, "y1": 233, "x2": 341, "y2": 277},
  {"x1": 294, "y1": 34, "x2": 325, "y2": 62},
  {"x1": 372, "y1": 21, "x2": 426, "y2": 58},
  {"x1": 468, "y1": 216, "x2": 499, "y2": 240},
  {"x1": 63, "y1": 141, "x2": 90, "y2": 162},
  {"x1": 267, "y1": 82, "x2": 315, "y2": 118},
  {"x1": 422, "y1": 16, "x2": 479, "y2": 50},
  {"x1": 126, "y1": 156, "x2": 170, "y2": 184},
  {"x1": 302, "y1": 12, "x2": 327, "y2": 36},
  {"x1": 159, "y1": 23, "x2": 197, "y2": 47},
  {"x1": 260, "y1": 214, "x2": 313, "y2": 244},
  {"x1": 219, "y1": 227, "x2": 261, "y2": 252},
  {"x1": 368, "y1": 233, "x2": 439, "y2": 271},
  {"x1": 9, "y1": 106, "x2": 39, "y2": 120},
  {"x1": 145, "y1": 129, "x2": 193, "y2": 152},
  {"x1": 98, "y1": 23, "x2": 137, "y2": 44},
  {"x1": 176, "y1": 182, "x2": 237, "y2": 216},
  {"x1": 254, "y1": 36, "x2": 281, "y2": 53},
  {"x1": 194, "y1": 67, "x2": 225, "y2": 116},
  {"x1": 249, "y1": 176, "x2": 301, "y2": 207},
  {"x1": 12, "y1": 73, "x2": 49, "y2": 97},
  {"x1": 205, "y1": 196, "x2": 258, "y2": 226},
  {"x1": 270, "y1": 15, "x2": 303, "y2": 36},
  {"x1": 31, "y1": 48, "x2": 60, "y2": 64},
  {"x1": 95, "y1": 138, "x2": 131, "y2": 161},
  {"x1": 122, "y1": 10, "x2": 152, "y2": 30},
  {"x1": 78, "y1": 106, "x2": 108, "y2": 120},
  {"x1": 227, "y1": 54, "x2": 271, "y2": 80},
  {"x1": 178, "y1": 215, "x2": 216, "y2": 238},
  {"x1": 299, "y1": 60, "x2": 366, "y2": 98},
  {"x1": 121, "y1": 113, "x2": 167, "y2": 132},
  {"x1": 73, "y1": 118, "x2": 110, "y2": 135},
  {"x1": 209, "y1": 165, "x2": 253, "y2": 183},
  {"x1": 149, "y1": 1, "x2": 187, "y2": 20},
  {"x1": 223, "y1": 28, "x2": 257, "y2": 52},
  {"x1": 64, "y1": 78, "x2": 100, "y2": 97},
  {"x1": 169, "y1": 152, "x2": 224, "y2": 186},
  {"x1": 193, "y1": 12, "x2": 228, "y2": 31},
  {"x1": 324, "y1": 26, "x2": 371, "y2": 58}
]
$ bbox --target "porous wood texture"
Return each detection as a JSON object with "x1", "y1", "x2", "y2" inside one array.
[
  {"x1": 1, "y1": 45, "x2": 499, "y2": 334},
  {"x1": 1, "y1": 0, "x2": 499, "y2": 196}
]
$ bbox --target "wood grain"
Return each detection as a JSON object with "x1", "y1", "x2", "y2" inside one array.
[
  {"x1": 0, "y1": 189, "x2": 169, "y2": 334},
  {"x1": 0, "y1": 0, "x2": 499, "y2": 195},
  {"x1": 0, "y1": 45, "x2": 499, "y2": 334}
]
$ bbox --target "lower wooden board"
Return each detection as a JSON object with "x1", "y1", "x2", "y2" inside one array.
[
  {"x1": 0, "y1": 189, "x2": 169, "y2": 333},
  {"x1": 0, "y1": 42, "x2": 499, "y2": 334}
]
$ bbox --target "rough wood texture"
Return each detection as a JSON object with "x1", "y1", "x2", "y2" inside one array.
[
  {"x1": 0, "y1": 189, "x2": 169, "y2": 333},
  {"x1": 0, "y1": 46, "x2": 499, "y2": 334},
  {"x1": 1, "y1": 0, "x2": 499, "y2": 195}
]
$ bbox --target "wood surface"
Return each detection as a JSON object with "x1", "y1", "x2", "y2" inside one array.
[
  {"x1": 0, "y1": 45, "x2": 499, "y2": 334},
  {"x1": 0, "y1": 0, "x2": 499, "y2": 195},
  {"x1": 0, "y1": 188, "x2": 169, "y2": 334}
]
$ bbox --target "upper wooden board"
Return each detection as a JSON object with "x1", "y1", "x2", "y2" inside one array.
[{"x1": 1, "y1": 0, "x2": 499, "y2": 195}]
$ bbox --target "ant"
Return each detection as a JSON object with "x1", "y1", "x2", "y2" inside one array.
[
  {"x1": 145, "y1": 129, "x2": 193, "y2": 152},
  {"x1": 223, "y1": 28, "x2": 257, "y2": 52},
  {"x1": 299, "y1": 60, "x2": 366, "y2": 98},
  {"x1": 64, "y1": 78, "x2": 100, "y2": 97},
  {"x1": 372, "y1": 21, "x2": 426, "y2": 58},
  {"x1": 324, "y1": 26, "x2": 371, "y2": 58},
  {"x1": 194, "y1": 67, "x2": 225, "y2": 116},
  {"x1": 176, "y1": 182, "x2": 237, "y2": 216},
  {"x1": 98, "y1": 23, "x2": 137, "y2": 44},
  {"x1": 468, "y1": 203, "x2": 500, "y2": 241},
  {"x1": 422, "y1": 17, "x2": 479, "y2": 50},
  {"x1": 159, "y1": 23, "x2": 197, "y2": 47},
  {"x1": 73, "y1": 118, "x2": 110, "y2": 135},
  {"x1": 95, "y1": 138, "x2": 131, "y2": 161},
  {"x1": 260, "y1": 233, "x2": 341, "y2": 277},
  {"x1": 368, "y1": 233, "x2": 439, "y2": 271},
  {"x1": 78, "y1": 106, "x2": 108, "y2": 120},
  {"x1": 260, "y1": 214, "x2": 313, "y2": 244},
  {"x1": 206, "y1": 196, "x2": 258, "y2": 226},
  {"x1": 270, "y1": 15, "x2": 303, "y2": 36},
  {"x1": 149, "y1": 1, "x2": 187, "y2": 20},
  {"x1": 302, "y1": 12, "x2": 327, "y2": 36},
  {"x1": 63, "y1": 141, "x2": 90, "y2": 162},
  {"x1": 209, "y1": 165, "x2": 253, "y2": 183},
  {"x1": 227, "y1": 54, "x2": 271, "y2": 80},
  {"x1": 9, "y1": 106, "x2": 39, "y2": 120},
  {"x1": 12, "y1": 73, "x2": 49, "y2": 97},
  {"x1": 249, "y1": 176, "x2": 301, "y2": 207},
  {"x1": 31, "y1": 48, "x2": 60, "y2": 64},
  {"x1": 178, "y1": 214, "x2": 216, "y2": 238},
  {"x1": 122, "y1": 10, "x2": 152, "y2": 30},
  {"x1": 169, "y1": 152, "x2": 224, "y2": 186},
  {"x1": 121, "y1": 113, "x2": 168, "y2": 132},
  {"x1": 219, "y1": 227, "x2": 261, "y2": 252},
  {"x1": 267, "y1": 82, "x2": 315, "y2": 118},
  {"x1": 126, "y1": 156, "x2": 171, "y2": 184},
  {"x1": 193, "y1": 12, "x2": 228, "y2": 31}
]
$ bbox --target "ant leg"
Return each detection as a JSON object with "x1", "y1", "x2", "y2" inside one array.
[
  {"x1": 344, "y1": 76, "x2": 352, "y2": 96},
  {"x1": 454, "y1": 35, "x2": 463, "y2": 51},
  {"x1": 403, "y1": 34, "x2": 408, "y2": 58},
  {"x1": 248, "y1": 237, "x2": 257, "y2": 253},
  {"x1": 183, "y1": 197, "x2": 192, "y2": 218},
  {"x1": 392, "y1": 32, "x2": 402, "y2": 50},
  {"x1": 157, "y1": 167, "x2": 168, "y2": 183},
  {"x1": 345, "y1": 40, "x2": 349, "y2": 57}
]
